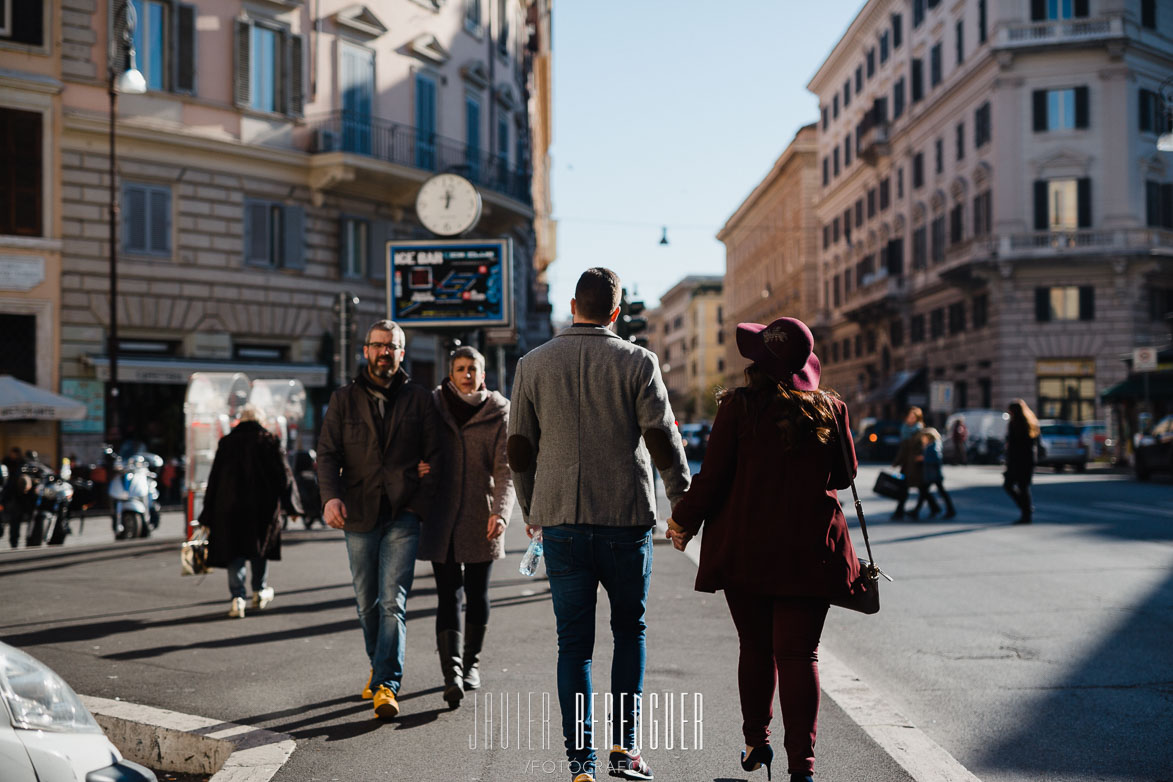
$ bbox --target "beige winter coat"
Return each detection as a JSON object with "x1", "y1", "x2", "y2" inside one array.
[{"x1": 417, "y1": 386, "x2": 515, "y2": 563}]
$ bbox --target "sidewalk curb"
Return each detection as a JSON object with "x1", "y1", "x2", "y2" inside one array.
[{"x1": 81, "y1": 695, "x2": 295, "y2": 782}]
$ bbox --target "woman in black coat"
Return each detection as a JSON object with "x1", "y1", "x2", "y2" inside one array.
[
  {"x1": 1003, "y1": 399, "x2": 1039, "y2": 525},
  {"x1": 199, "y1": 406, "x2": 300, "y2": 617}
]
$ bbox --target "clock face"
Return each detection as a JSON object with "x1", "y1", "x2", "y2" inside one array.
[{"x1": 415, "y1": 174, "x2": 483, "y2": 236}]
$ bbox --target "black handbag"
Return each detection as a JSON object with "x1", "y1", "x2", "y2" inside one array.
[
  {"x1": 873, "y1": 470, "x2": 908, "y2": 501},
  {"x1": 828, "y1": 410, "x2": 891, "y2": 614}
]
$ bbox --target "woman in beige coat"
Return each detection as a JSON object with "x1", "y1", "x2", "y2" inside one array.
[{"x1": 417, "y1": 346, "x2": 515, "y2": 708}]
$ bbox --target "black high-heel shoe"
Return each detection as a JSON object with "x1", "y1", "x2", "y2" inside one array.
[{"x1": 740, "y1": 745, "x2": 773, "y2": 780}]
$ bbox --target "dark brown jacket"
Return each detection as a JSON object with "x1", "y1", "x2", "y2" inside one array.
[
  {"x1": 316, "y1": 371, "x2": 443, "y2": 532},
  {"x1": 199, "y1": 421, "x2": 300, "y2": 566},
  {"x1": 671, "y1": 391, "x2": 860, "y2": 597},
  {"x1": 417, "y1": 386, "x2": 515, "y2": 563}
]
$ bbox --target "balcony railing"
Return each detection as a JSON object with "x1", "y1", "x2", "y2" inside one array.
[
  {"x1": 305, "y1": 111, "x2": 532, "y2": 205},
  {"x1": 842, "y1": 272, "x2": 906, "y2": 320},
  {"x1": 995, "y1": 14, "x2": 1124, "y2": 50},
  {"x1": 858, "y1": 122, "x2": 890, "y2": 165},
  {"x1": 988, "y1": 228, "x2": 1173, "y2": 258}
]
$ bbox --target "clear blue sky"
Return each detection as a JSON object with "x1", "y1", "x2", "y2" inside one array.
[{"x1": 547, "y1": 1, "x2": 865, "y2": 320}]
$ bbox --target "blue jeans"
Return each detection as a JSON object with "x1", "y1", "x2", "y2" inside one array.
[
  {"x1": 542, "y1": 524, "x2": 653, "y2": 774},
  {"x1": 344, "y1": 510, "x2": 421, "y2": 694},
  {"x1": 227, "y1": 557, "x2": 268, "y2": 600}
]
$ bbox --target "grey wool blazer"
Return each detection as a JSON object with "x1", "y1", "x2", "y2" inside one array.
[{"x1": 507, "y1": 324, "x2": 690, "y2": 527}]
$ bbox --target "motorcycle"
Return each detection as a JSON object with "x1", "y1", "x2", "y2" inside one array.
[
  {"x1": 28, "y1": 471, "x2": 75, "y2": 546},
  {"x1": 107, "y1": 453, "x2": 162, "y2": 540}
]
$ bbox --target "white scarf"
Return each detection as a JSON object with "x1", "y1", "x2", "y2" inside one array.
[{"x1": 448, "y1": 379, "x2": 489, "y2": 406}]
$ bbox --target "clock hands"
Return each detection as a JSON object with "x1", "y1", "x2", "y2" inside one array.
[{"x1": 444, "y1": 189, "x2": 452, "y2": 209}]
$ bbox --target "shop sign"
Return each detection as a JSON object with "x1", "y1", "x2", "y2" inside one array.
[
  {"x1": 1036, "y1": 359, "x2": 1095, "y2": 377},
  {"x1": 1132, "y1": 347, "x2": 1158, "y2": 372},
  {"x1": 387, "y1": 239, "x2": 512, "y2": 328}
]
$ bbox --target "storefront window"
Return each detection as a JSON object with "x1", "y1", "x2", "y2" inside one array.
[{"x1": 1037, "y1": 359, "x2": 1096, "y2": 421}]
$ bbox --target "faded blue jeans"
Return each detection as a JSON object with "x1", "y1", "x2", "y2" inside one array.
[
  {"x1": 344, "y1": 510, "x2": 421, "y2": 694},
  {"x1": 541, "y1": 524, "x2": 653, "y2": 775},
  {"x1": 227, "y1": 557, "x2": 268, "y2": 600}
]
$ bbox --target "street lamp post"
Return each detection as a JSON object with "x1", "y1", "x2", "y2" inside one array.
[{"x1": 106, "y1": 0, "x2": 146, "y2": 446}]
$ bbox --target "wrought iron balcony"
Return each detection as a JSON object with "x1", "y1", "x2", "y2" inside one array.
[
  {"x1": 305, "y1": 111, "x2": 532, "y2": 205},
  {"x1": 994, "y1": 14, "x2": 1125, "y2": 51},
  {"x1": 858, "y1": 122, "x2": 890, "y2": 165},
  {"x1": 843, "y1": 272, "x2": 906, "y2": 322}
]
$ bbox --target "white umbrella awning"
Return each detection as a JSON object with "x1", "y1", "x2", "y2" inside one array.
[{"x1": 0, "y1": 375, "x2": 87, "y2": 421}]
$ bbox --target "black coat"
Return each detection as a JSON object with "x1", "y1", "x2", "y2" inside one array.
[
  {"x1": 1004, "y1": 421, "x2": 1037, "y2": 480},
  {"x1": 199, "y1": 421, "x2": 300, "y2": 566}
]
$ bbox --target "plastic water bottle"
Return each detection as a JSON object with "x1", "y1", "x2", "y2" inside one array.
[{"x1": 519, "y1": 532, "x2": 543, "y2": 577}]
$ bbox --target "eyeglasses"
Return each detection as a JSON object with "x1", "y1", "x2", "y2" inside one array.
[{"x1": 366, "y1": 342, "x2": 404, "y2": 352}]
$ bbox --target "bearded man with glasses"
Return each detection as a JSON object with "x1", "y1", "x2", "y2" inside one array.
[{"x1": 318, "y1": 318, "x2": 443, "y2": 720}]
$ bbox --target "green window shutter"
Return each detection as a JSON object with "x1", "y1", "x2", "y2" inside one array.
[
  {"x1": 1161, "y1": 183, "x2": 1173, "y2": 229},
  {"x1": 282, "y1": 205, "x2": 305, "y2": 269},
  {"x1": 1033, "y1": 180, "x2": 1048, "y2": 230},
  {"x1": 1078, "y1": 286, "x2": 1095, "y2": 321},
  {"x1": 287, "y1": 34, "x2": 305, "y2": 117},
  {"x1": 234, "y1": 19, "x2": 251, "y2": 108},
  {"x1": 244, "y1": 201, "x2": 269, "y2": 265},
  {"x1": 1032, "y1": 90, "x2": 1047, "y2": 132},
  {"x1": 1077, "y1": 178, "x2": 1092, "y2": 228},
  {"x1": 1035, "y1": 288, "x2": 1051, "y2": 322},
  {"x1": 148, "y1": 186, "x2": 170, "y2": 254},
  {"x1": 1074, "y1": 86, "x2": 1088, "y2": 129},
  {"x1": 175, "y1": 4, "x2": 197, "y2": 95},
  {"x1": 123, "y1": 185, "x2": 147, "y2": 252}
]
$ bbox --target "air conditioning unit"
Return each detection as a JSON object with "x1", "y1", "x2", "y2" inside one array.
[{"x1": 312, "y1": 128, "x2": 339, "y2": 153}]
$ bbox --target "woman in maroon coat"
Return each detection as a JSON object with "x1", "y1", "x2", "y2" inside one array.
[{"x1": 667, "y1": 317, "x2": 858, "y2": 782}]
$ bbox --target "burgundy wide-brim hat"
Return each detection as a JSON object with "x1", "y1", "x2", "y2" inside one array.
[{"x1": 735, "y1": 317, "x2": 821, "y2": 391}]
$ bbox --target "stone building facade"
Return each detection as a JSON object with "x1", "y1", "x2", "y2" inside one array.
[
  {"x1": 47, "y1": 0, "x2": 553, "y2": 461},
  {"x1": 808, "y1": 0, "x2": 1172, "y2": 429},
  {"x1": 646, "y1": 275, "x2": 725, "y2": 421},
  {"x1": 718, "y1": 123, "x2": 820, "y2": 386}
]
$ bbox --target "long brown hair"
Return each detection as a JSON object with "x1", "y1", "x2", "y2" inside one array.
[
  {"x1": 718, "y1": 363, "x2": 839, "y2": 453},
  {"x1": 1007, "y1": 398, "x2": 1040, "y2": 438}
]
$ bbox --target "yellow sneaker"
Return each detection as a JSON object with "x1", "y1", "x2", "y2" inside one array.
[
  {"x1": 373, "y1": 684, "x2": 399, "y2": 720},
  {"x1": 361, "y1": 669, "x2": 373, "y2": 700},
  {"x1": 572, "y1": 773, "x2": 596, "y2": 782}
]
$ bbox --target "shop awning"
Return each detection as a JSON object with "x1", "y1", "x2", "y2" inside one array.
[
  {"x1": 84, "y1": 356, "x2": 329, "y2": 388},
  {"x1": 863, "y1": 368, "x2": 923, "y2": 404},
  {"x1": 0, "y1": 375, "x2": 87, "y2": 421},
  {"x1": 1100, "y1": 372, "x2": 1173, "y2": 401}
]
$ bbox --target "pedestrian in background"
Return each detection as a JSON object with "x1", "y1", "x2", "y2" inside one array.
[
  {"x1": 1004, "y1": 399, "x2": 1040, "y2": 525},
  {"x1": 951, "y1": 418, "x2": 969, "y2": 465},
  {"x1": 666, "y1": 316, "x2": 859, "y2": 782},
  {"x1": 416, "y1": 346, "x2": 515, "y2": 709},
  {"x1": 509, "y1": 267, "x2": 690, "y2": 782},
  {"x1": 891, "y1": 406, "x2": 938, "y2": 520},
  {"x1": 317, "y1": 319, "x2": 443, "y2": 721},
  {"x1": 912, "y1": 427, "x2": 955, "y2": 519},
  {"x1": 199, "y1": 405, "x2": 301, "y2": 618}
]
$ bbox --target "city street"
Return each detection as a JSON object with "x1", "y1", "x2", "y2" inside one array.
[{"x1": 1, "y1": 462, "x2": 1170, "y2": 782}]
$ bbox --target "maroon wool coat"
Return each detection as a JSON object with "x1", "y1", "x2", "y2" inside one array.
[{"x1": 671, "y1": 392, "x2": 861, "y2": 598}]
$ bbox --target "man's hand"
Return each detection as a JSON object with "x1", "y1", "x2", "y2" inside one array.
[
  {"x1": 665, "y1": 517, "x2": 692, "y2": 552},
  {"x1": 487, "y1": 514, "x2": 506, "y2": 540},
  {"x1": 417, "y1": 461, "x2": 431, "y2": 477},
  {"x1": 526, "y1": 524, "x2": 541, "y2": 539},
  {"x1": 324, "y1": 498, "x2": 347, "y2": 529}
]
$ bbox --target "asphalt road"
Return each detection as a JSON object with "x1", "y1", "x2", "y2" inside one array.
[{"x1": 2, "y1": 461, "x2": 1170, "y2": 781}]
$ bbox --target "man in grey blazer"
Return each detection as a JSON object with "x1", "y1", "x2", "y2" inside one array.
[{"x1": 508, "y1": 267, "x2": 690, "y2": 782}]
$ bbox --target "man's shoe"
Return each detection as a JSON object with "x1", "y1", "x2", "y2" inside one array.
[
  {"x1": 361, "y1": 669, "x2": 373, "y2": 700},
  {"x1": 252, "y1": 587, "x2": 275, "y2": 610},
  {"x1": 608, "y1": 746, "x2": 653, "y2": 780},
  {"x1": 373, "y1": 685, "x2": 399, "y2": 720},
  {"x1": 943, "y1": 509, "x2": 957, "y2": 519},
  {"x1": 228, "y1": 598, "x2": 246, "y2": 618}
]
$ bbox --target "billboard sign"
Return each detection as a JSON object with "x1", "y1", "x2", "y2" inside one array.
[{"x1": 387, "y1": 239, "x2": 512, "y2": 328}]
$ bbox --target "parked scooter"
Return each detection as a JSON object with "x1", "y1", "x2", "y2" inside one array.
[
  {"x1": 4, "y1": 454, "x2": 75, "y2": 547},
  {"x1": 107, "y1": 453, "x2": 162, "y2": 540}
]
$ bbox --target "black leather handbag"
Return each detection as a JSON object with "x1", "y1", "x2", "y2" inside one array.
[
  {"x1": 873, "y1": 470, "x2": 908, "y2": 501},
  {"x1": 829, "y1": 411, "x2": 891, "y2": 614}
]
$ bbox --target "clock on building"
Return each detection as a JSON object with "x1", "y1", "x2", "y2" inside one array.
[{"x1": 415, "y1": 173, "x2": 483, "y2": 236}]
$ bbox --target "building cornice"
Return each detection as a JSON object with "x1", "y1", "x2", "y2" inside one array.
[
  {"x1": 807, "y1": 0, "x2": 893, "y2": 94},
  {"x1": 719, "y1": 124, "x2": 817, "y2": 241},
  {"x1": 0, "y1": 69, "x2": 63, "y2": 95}
]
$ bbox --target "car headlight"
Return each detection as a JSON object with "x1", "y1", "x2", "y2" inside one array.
[{"x1": 0, "y1": 643, "x2": 102, "y2": 733}]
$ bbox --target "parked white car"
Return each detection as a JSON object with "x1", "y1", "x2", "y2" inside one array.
[
  {"x1": 1037, "y1": 420, "x2": 1089, "y2": 472},
  {"x1": 0, "y1": 640, "x2": 156, "y2": 782}
]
